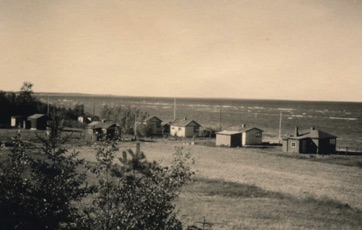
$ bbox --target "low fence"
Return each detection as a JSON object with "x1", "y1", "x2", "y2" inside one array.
[{"x1": 336, "y1": 147, "x2": 362, "y2": 155}]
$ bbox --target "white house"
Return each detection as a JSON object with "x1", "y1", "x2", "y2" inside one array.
[{"x1": 170, "y1": 118, "x2": 201, "y2": 138}]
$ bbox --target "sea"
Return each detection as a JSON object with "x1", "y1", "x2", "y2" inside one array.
[{"x1": 37, "y1": 94, "x2": 362, "y2": 149}]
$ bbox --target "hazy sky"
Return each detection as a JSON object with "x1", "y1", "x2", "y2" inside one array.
[{"x1": 1, "y1": 0, "x2": 361, "y2": 102}]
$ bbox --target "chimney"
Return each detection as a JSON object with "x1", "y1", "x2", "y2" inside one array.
[
  {"x1": 310, "y1": 127, "x2": 315, "y2": 130},
  {"x1": 294, "y1": 126, "x2": 299, "y2": 137},
  {"x1": 184, "y1": 117, "x2": 187, "y2": 120},
  {"x1": 241, "y1": 124, "x2": 246, "y2": 128}
]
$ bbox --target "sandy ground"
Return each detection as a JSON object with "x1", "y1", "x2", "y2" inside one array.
[{"x1": 76, "y1": 139, "x2": 362, "y2": 210}]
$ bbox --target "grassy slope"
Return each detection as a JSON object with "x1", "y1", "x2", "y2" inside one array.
[
  {"x1": 2, "y1": 134, "x2": 362, "y2": 229},
  {"x1": 115, "y1": 141, "x2": 362, "y2": 229}
]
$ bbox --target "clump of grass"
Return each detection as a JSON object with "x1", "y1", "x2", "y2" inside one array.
[{"x1": 185, "y1": 177, "x2": 285, "y2": 199}]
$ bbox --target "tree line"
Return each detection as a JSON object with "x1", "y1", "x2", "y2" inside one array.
[{"x1": 0, "y1": 82, "x2": 87, "y2": 126}]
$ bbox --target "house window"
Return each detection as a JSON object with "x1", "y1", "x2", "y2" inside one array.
[
  {"x1": 330, "y1": 139, "x2": 336, "y2": 145},
  {"x1": 178, "y1": 127, "x2": 181, "y2": 131},
  {"x1": 291, "y1": 142, "x2": 296, "y2": 148},
  {"x1": 156, "y1": 123, "x2": 161, "y2": 128},
  {"x1": 171, "y1": 127, "x2": 175, "y2": 130},
  {"x1": 255, "y1": 132, "x2": 261, "y2": 138},
  {"x1": 194, "y1": 126, "x2": 199, "y2": 133}
]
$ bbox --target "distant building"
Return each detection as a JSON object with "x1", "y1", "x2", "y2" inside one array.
[
  {"x1": 27, "y1": 114, "x2": 49, "y2": 130},
  {"x1": 77, "y1": 114, "x2": 91, "y2": 124},
  {"x1": 215, "y1": 126, "x2": 263, "y2": 147},
  {"x1": 240, "y1": 127, "x2": 263, "y2": 146},
  {"x1": 142, "y1": 116, "x2": 163, "y2": 135},
  {"x1": 170, "y1": 118, "x2": 201, "y2": 137},
  {"x1": 86, "y1": 121, "x2": 120, "y2": 140},
  {"x1": 11, "y1": 115, "x2": 26, "y2": 128},
  {"x1": 282, "y1": 127, "x2": 337, "y2": 154},
  {"x1": 216, "y1": 130, "x2": 242, "y2": 147}
]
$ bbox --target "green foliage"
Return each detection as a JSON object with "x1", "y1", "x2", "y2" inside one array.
[
  {"x1": 0, "y1": 115, "x2": 95, "y2": 229},
  {"x1": 82, "y1": 142, "x2": 194, "y2": 230}
]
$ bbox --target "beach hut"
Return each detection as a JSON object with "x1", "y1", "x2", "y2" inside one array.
[
  {"x1": 241, "y1": 127, "x2": 263, "y2": 146},
  {"x1": 77, "y1": 114, "x2": 91, "y2": 124},
  {"x1": 87, "y1": 121, "x2": 120, "y2": 140},
  {"x1": 27, "y1": 114, "x2": 49, "y2": 130},
  {"x1": 143, "y1": 116, "x2": 163, "y2": 135},
  {"x1": 10, "y1": 115, "x2": 26, "y2": 128},
  {"x1": 216, "y1": 130, "x2": 242, "y2": 147},
  {"x1": 282, "y1": 127, "x2": 337, "y2": 154},
  {"x1": 170, "y1": 118, "x2": 201, "y2": 138}
]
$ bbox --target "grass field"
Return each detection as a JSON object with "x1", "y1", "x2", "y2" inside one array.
[
  {"x1": 1, "y1": 131, "x2": 362, "y2": 229},
  {"x1": 87, "y1": 140, "x2": 362, "y2": 230}
]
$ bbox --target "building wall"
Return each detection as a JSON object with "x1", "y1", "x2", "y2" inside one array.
[
  {"x1": 185, "y1": 126, "x2": 199, "y2": 137},
  {"x1": 147, "y1": 119, "x2": 162, "y2": 134},
  {"x1": 285, "y1": 139, "x2": 300, "y2": 153},
  {"x1": 242, "y1": 129, "x2": 262, "y2": 145},
  {"x1": 170, "y1": 126, "x2": 185, "y2": 137}
]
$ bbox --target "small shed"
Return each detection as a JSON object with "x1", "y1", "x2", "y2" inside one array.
[
  {"x1": 216, "y1": 130, "x2": 242, "y2": 147},
  {"x1": 170, "y1": 118, "x2": 201, "y2": 138},
  {"x1": 143, "y1": 116, "x2": 163, "y2": 135},
  {"x1": 282, "y1": 127, "x2": 337, "y2": 154},
  {"x1": 87, "y1": 121, "x2": 120, "y2": 140},
  {"x1": 78, "y1": 115, "x2": 91, "y2": 124},
  {"x1": 11, "y1": 115, "x2": 26, "y2": 128},
  {"x1": 240, "y1": 127, "x2": 263, "y2": 146},
  {"x1": 27, "y1": 114, "x2": 49, "y2": 130}
]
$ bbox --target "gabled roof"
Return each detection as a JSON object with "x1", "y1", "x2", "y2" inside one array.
[
  {"x1": 144, "y1": 116, "x2": 163, "y2": 122},
  {"x1": 170, "y1": 119, "x2": 201, "y2": 127},
  {"x1": 225, "y1": 126, "x2": 263, "y2": 133},
  {"x1": 217, "y1": 130, "x2": 242, "y2": 135},
  {"x1": 28, "y1": 114, "x2": 47, "y2": 119},
  {"x1": 288, "y1": 129, "x2": 337, "y2": 140},
  {"x1": 240, "y1": 127, "x2": 263, "y2": 133}
]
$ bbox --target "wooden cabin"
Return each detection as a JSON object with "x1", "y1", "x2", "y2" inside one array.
[
  {"x1": 240, "y1": 127, "x2": 263, "y2": 146},
  {"x1": 11, "y1": 115, "x2": 26, "y2": 128},
  {"x1": 27, "y1": 114, "x2": 49, "y2": 130},
  {"x1": 216, "y1": 131, "x2": 242, "y2": 147},
  {"x1": 170, "y1": 118, "x2": 201, "y2": 138},
  {"x1": 143, "y1": 116, "x2": 163, "y2": 135},
  {"x1": 282, "y1": 127, "x2": 337, "y2": 154}
]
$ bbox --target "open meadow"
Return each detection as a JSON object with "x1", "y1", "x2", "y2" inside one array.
[
  {"x1": 1, "y1": 129, "x2": 362, "y2": 229},
  {"x1": 75, "y1": 139, "x2": 362, "y2": 230}
]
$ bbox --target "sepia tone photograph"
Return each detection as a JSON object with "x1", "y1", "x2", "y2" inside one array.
[{"x1": 0, "y1": 0, "x2": 361, "y2": 229}]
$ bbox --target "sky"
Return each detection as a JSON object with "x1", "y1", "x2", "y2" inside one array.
[{"x1": 0, "y1": 0, "x2": 362, "y2": 102}]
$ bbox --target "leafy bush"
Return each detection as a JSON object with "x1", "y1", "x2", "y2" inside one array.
[
  {"x1": 1, "y1": 115, "x2": 194, "y2": 229},
  {"x1": 0, "y1": 116, "x2": 95, "y2": 229},
  {"x1": 81, "y1": 141, "x2": 194, "y2": 230}
]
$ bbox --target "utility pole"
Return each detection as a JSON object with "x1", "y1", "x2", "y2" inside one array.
[
  {"x1": 278, "y1": 111, "x2": 282, "y2": 144},
  {"x1": 219, "y1": 105, "x2": 222, "y2": 130},
  {"x1": 173, "y1": 97, "x2": 176, "y2": 121}
]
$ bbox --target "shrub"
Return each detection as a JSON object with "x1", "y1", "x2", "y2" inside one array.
[
  {"x1": 81, "y1": 141, "x2": 194, "y2": 230},
  {"x1": 0, "y1": 115, "x2": 95, "y2": 229}
]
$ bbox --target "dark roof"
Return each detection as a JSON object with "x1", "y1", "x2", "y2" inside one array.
[
  {"x1": 28, "y1": 114, "x2": 47, "y2": 119},
  {"x1": 144, "y1": 116, "x2": 163, "y2": 122},
  {"x1": 226, "y1": 126, "x2": 263, "y2": 133},
  {"x1": 170, "y1": 119, "x2": 201, "y2": 127},
  {"x1": 240, "y1": 127, "x2": 263, "y2": 133},
  {"x1": 288, "y1": 129, "x2": 337, "y2": 140}
]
